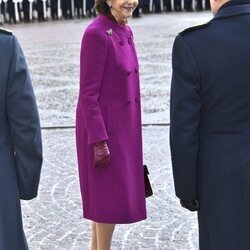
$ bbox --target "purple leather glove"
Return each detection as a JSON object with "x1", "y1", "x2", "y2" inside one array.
[{"x1": 93, "y1": 141, "x2": 111, "y2": 168}]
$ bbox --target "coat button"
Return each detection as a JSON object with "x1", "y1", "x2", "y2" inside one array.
[
  {"x1": 119, "y1": 41, "x2": 124, "y2": 46},
  {"x1": 127, "y1": 71, "x2": 131, "y2": 76},
  {"x1": 135, "y1": 97, "x2": 140, "y2": 103},
  {"x1": 135, "y1": 68, "x2": 138, "y2": 73}
]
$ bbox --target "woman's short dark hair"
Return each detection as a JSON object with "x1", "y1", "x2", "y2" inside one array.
[{"x1": 95, "y1": 0, "x2": 111, "y2": 14}]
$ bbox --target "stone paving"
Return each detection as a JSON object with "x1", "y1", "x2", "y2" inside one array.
[
  {"x1": 4, "y1": 12, "x2": 212, "y2": 249},
  {"x1": 7, "y1": 12, "x2": 211, "y2": 127},
  {"x1": 22, "y1": 126, "x2": 198, "y2": 250}
]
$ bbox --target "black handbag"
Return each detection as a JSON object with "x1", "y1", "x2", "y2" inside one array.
[{"x1": 143, "y1": 165, "x2": 153, "y2": 198}]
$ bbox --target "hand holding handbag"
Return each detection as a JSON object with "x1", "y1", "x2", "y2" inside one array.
[{"x1": 143, "y1": 165, "x2": 153, "y2": 198}]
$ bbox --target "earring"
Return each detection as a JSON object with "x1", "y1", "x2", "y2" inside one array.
[{"x1": 107, "y1": 1, "x2": 112, "y2": 7}]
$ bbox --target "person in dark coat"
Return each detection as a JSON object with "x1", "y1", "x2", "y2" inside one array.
[
  {"x1": 196, "y1": 0, "x2": 203, "y2": 11},
  {"x1": 142, "y1": 0, "x2": 150, "y2": 13},
  {"x1": 17, "y1": 0, "x2": 22, "y2": 21},
  {"x1": 36, "y1": 0, "x2": 46, "y2": 21},
  {"x1": 0, "y1": 28, "x2": 42, "y2": 249},
  {"x1": 170, "y1": 0, "x2": 250, "y2": 249},
  {"x1": 86, "y1": 0, "x2": 94, "y2": 16},
  {"x1": 184, "y1": 0, "x2": 193, "y2": 11},
  {"x1": 205, "y1": 0, "x2": 210, "y2": 9},
  {"x1": 50, "y1": 0, "x2": 58, "y2": 19},
  {"x1": 0, "y1": 0, "x2": 3, "y2": 23},
  {"x1": 61, "y1": 0, "x2": 72, "y2": 18},
  {"x1": 173, "y1": 0, "x2": 182, "y2": 11},
  {"x1": 74, "y1": 0, "x2": 82, "y2": 18},
  {"x1": 61, "y1": 0, "x2": 66, "y2": 17},
  {"x1": 7, "y1": 0, "x2": 16, "y2": 23},
  {"x1": 23, "y1": 0, "x2": 30, "y2": 22},
  {"x1": 163, "y1": 0, "x2": 172, "y2": 11},
  {"x1": 152, "y1": 0, "x2": 161, "y2": 12},
  {"x1": 1, "y1": 0, "x2": 8, "y2": 23}
]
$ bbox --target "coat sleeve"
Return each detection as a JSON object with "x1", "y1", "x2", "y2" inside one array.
[
  {"x1": 170, "y1": 35, "x2": 201, "y2": 201},
  {"x1": 6, "y1": 36, "x2": 43, "y2": 200},
  {"x1": 79, "y1": 28, "x2": 109, "y2": 145}
]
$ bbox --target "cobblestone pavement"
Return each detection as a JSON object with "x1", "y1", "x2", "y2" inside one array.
[
  {"x1": 6, "y1": 12, "x2": 211, "y2": 126},
  {"x1": 22, "y1": 127, "x2": 198, "y2": 250},
  {"x1": 4, "y1": 12, "x2": 213, "y2": 249}
]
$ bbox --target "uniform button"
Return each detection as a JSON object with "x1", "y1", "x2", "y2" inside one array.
[{"x1": 119, "y1": 41, "x2": 124, "y2": 46}]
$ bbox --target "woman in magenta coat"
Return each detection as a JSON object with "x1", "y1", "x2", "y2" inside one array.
[{"x1": 76, "y1": 0, "x2": 147, "y2": 248}]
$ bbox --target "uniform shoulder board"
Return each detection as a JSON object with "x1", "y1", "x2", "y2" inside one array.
[
  {"x1": 0, "y1": 28, "x2": 12, "y2": 35},
  {"x1": 179, "y1": 22, "x2": 210, "y2": 35}
]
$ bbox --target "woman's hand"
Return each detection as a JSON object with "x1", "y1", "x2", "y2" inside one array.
[{"x1": 93, "y1": 141, "x2": 111, "y2": 168}]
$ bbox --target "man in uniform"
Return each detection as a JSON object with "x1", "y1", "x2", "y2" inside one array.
[
  {"x1": 74, "y1": 0, "x2": 83, "y2": 18},
  {"x1": 61, "y1": 0, "x2": 72, "y2": 19},
  {"x1": 0, "y1": 29, "x2": 42, "y2": 249},
  {"x1": 1, "y1": 0, "x2": 8, "y2": 24},
  {"x1": 173, "y1": 0, "x2": 182, "y2": 11},
  {"x1": 184, "y1": 0, "x2": 193, "y2": 11},
  {"x1": 163, "y1": 0, "x2": 172, "y2": 12},
  {"x1": 85, "y1": 0, "x2": 93, "y2": 17},
  {"x1": 196, "y1": 0, "x2": 203, "y2": 11},
  {"x1": 205, "y1": 0, "x2": 210, "y2": 9},
  {"x1": 37, "y1": 0, "x2": 46, "y2": 21},
  {"x1": 142, "y1": 0, "x2": 150, "y2": 13},
  {"x1": 23, "y1": 0, "x2": 30, "y2": 22},
  {"x1": 7, "y1": 0, "x2": 16, "y2": 23},
  {"x1": 153, "y1": 0, "x2": 162, "y2": 12},
  {"x1": 170, "y1": 0, "x2": 250, "y2": 248},
  {"x1": 0, "y1": 0, "x2": 2, "y2": 23},
  {"x1": 51, "y1": 0, "x2": 58, "y2": 19}
]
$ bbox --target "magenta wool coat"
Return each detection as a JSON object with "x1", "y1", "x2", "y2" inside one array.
[{"x1": 76, "y1": 14, "x2": 147, "y2": 224}]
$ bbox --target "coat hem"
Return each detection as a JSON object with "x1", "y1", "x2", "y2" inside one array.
[{"x1": 83, "y1": 214, "x2": 147, "y2": 224}]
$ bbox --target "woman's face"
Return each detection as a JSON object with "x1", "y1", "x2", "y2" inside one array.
[{"x1": 107, "y1": 0, "x2": 138, "y2": 22}]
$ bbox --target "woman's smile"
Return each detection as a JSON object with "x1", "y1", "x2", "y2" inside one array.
[{"x1": 122, "y1": 6, "x2": 135, "y2": 12}]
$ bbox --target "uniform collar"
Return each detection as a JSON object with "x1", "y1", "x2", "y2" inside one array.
[{"x1": 214, "y1": 0, "x2": 250, "y2": 20}]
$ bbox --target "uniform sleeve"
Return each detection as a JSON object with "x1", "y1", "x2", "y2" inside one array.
[
  {"x1": 6, "y1": 36, "x2": 43, "y2": 200},
  {"x1": 170, "y1": 35, "x2": 201, "y2": 201},
  {"x1": 78, "y1": 28, "x2": 109, "y2": 145}
]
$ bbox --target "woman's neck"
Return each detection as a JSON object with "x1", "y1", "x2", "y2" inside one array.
[{"x1": 108, "y1": 11, "x2": 127, "y2": 25}]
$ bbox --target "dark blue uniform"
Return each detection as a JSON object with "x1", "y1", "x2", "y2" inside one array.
[
  {"x1": 23, "y1": 0, "x2": 30, "y2": 22},
  {"x1": 7, "y1": 0, "x2": 16, "y2": 23},
  {"x1": 0, "y1": 28, "x2": 42, "y2": 249},
  {"x1": 142, "y1": 0, "x2": 150, "y2": 13},
  {"x1": 74, "y1": 0, "x2": 83, "y2": 18},
  {"x1": 170, "y1": 0, "x2": 250, "y2": 249},
  {"x1": 61, "y1": 0, "x2": 72, "y2": 19},
  {"x1": 173, "y1": 0, "x2": 181, "y2": 11},
  {"x1": 50, "y1": 0, "x2": 58, "y2": 19},
  {"x1": 163, "y1": 0, "x2": 172, "y2": 11},
  {"x1": 36, "y1": 0, "x2": 47, "y2": 21},
  {"x1": 86, "y1": 0, "x2": 94, "y2": 16},
  {"x1": 184, "y1": 0, "x2": 193, "y2": 11}
]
